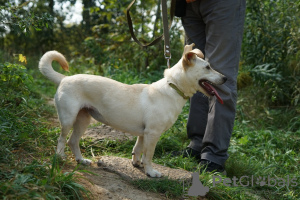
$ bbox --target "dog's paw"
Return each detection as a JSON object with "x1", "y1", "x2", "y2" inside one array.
[
  {"x1": 56, "y1": 152, "x2": 67, "y2": 159},
  {"x1": 146, "y1": 169, "x2": 162, "y2": 178},
  {"x1": 132, "y1": 160, "x2": 143, "y2": 168},
  {"x1": 76, "y1": 158, "x2": 92, "y2": 165}
]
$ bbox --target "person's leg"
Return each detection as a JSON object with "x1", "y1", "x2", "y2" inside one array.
[
  {"x1": 199, "y1": 0, "x2": 246, "y2": 166},
  {"x1": 182, "y1": 0, "x2": 246, "y2": 167},
  {"x1": 186, "y1": 92, "x2": 208, "y2": 152},
  {"x1": 182, "y1": 1, "x2": 209, "y2": 154}
]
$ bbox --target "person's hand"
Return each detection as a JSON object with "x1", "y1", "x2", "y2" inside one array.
[{"x1": 186, "y1": 0, "x2": 196, "y2": 3}]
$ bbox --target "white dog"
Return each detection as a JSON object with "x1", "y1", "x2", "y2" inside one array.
[{"x1": 39, "y1": 44, "x2": 226, "y2": 177}]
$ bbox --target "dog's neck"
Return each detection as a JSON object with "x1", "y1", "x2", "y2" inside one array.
[{"x1": 168, "y1": 82, "x2": 190, "y2": 100}]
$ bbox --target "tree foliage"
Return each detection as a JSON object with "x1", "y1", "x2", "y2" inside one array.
[
  {"x1": 0, "y1": 0, "x2": 299, "y2": 106},
  {"x1": 0, "y1": 1, "x2": 53, "y2": 35}
]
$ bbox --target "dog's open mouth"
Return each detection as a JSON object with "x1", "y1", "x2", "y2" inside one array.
[{"x1": 199, "y1": 80, "x2": 223, "y2": 104}]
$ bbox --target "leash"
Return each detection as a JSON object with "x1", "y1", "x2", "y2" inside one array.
[{"x1": 126, "y1": 0, "x2": 176, "y2": 68}]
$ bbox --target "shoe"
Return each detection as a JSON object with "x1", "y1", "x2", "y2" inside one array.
[
  {"x1": 171, "y1": 147, "x2": 201, "y2": 162},
  {"x1": 199, "y1": 159, "x2": 226, "y2": 175}
]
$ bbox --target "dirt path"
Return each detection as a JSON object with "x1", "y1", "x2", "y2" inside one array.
[
  {"x1": 77, "y1": 163, "x2": 167, "y2": 200},
  {"x1": 46, "y1": 97, "x2": 201, "y2": 199},
  {"x1": 69, "y1": 122, "x2": 193, "y2": 200}
]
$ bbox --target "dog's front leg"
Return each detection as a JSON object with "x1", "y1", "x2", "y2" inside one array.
[
  {"x1": 142, "y1": 133, "x2": 161, "y2": 178},
  {"x1": 132, "y1": 136, "x2": 144, "y2": 168}
]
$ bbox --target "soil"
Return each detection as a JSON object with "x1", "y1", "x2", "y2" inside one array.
[
  {"x1": 66, "y1": 121, "x2": 194, "y2": 200},
  {"x1": 83, "y1": 123, "x2": 135, "y2": 142},
  {"x1": 76, "y1": 163, "x2": 168, "y2": 200}
]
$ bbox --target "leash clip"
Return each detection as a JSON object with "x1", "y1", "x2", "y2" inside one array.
[
  {"x1": 165, "y1": 45, "x2": 171, "y2": 68},
  {"x1": 166, "y1": 58, "x2": 171, "y2": 68}
]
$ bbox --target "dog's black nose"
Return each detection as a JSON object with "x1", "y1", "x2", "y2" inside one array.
[{"x1": 223, "y1": 76, "x2": 227, "y2": 83}]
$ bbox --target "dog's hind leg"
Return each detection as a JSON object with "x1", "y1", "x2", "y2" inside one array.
[
  {"x1": 67, "y1": 109, "x2": 92, "y2": 165},
  {"x1": 56, "y1": 125, "x2": 72, "y2": 158},
  {"x1": 132, "y1": 136, "x2": 144, "y2": 168},
  {"x1": 55, "y1": 97, "x2": 80, "y2": 159},
  {"x1": 142, "y1": 132, "x2": 161, "y2": 178}
]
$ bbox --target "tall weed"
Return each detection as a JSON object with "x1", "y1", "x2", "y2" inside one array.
[{"x1": 0, "y1": 60, "x2": 90, "y2": 200}]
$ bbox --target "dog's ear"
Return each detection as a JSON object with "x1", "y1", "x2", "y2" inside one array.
[
  {"x1": 189, "y1": 49, "x2": 204, "y2": 59},
  {"x1": 183, "y1": 43, "x2": 195, "y2": 56},
  {"x1": 182, "y1": 48, "x2": 204, "y2": 70},
  {"x1": 183, "y1": 52, "x2": 196, "y2": 70}
]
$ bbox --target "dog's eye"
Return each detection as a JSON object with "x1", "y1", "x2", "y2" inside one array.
[{"x1": 206, "y1": 65, "x2": 210, "y2": 70}]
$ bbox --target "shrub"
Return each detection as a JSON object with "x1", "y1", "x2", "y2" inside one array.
[{"x1": 241, "y1": 0, "x2": 300, "y2": 106}]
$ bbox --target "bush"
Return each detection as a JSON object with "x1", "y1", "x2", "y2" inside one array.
[
  {"x1": 0, "y1": 62, "x2": 32, "y2": 105},
  {"x1": 241, "y1": 0, "x2": 300, "y2": 106}
]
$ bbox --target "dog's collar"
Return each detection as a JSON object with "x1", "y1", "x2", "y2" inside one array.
[{"x1": 168, "y1": 82, "x2": 190, "y2": 100}]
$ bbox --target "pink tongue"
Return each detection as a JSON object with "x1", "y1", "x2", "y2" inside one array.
[{"x1": 203, "y1": 82, "x2": 223, "y2": 104}]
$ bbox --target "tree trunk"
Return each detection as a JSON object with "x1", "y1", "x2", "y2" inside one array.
[
  {"x1": 48, "y1": 0, "x2": 54, "y2": 50},
  {"x1": 152, "y1": 0, "x2": 161, "y2": 39},
  {"x1": 82, "y1": 0, "x2": 94, "y2": 35}
]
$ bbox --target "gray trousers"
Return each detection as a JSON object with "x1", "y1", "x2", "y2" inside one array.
[{"x1": 182, "y1": 0, "x2": 246, "y2": 166}]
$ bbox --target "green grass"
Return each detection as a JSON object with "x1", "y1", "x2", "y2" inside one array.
[
  {"x1": 131, "y1": 178, "x2": 183, "y2": 199},
  {"x1": 0, "y1": 156, "x2": 92, "y2": 200},
  {"x1": 1, "y1": 56, "x2": 299, "y2": 199}
]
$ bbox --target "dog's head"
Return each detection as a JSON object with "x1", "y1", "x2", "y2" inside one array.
[{"x1": 176, "y1": 43, "x2": 227, "y2": 103}]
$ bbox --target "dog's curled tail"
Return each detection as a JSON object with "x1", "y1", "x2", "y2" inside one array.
[{"x1": 39, "y1": 51, "x2": 69, "y2": 85}]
